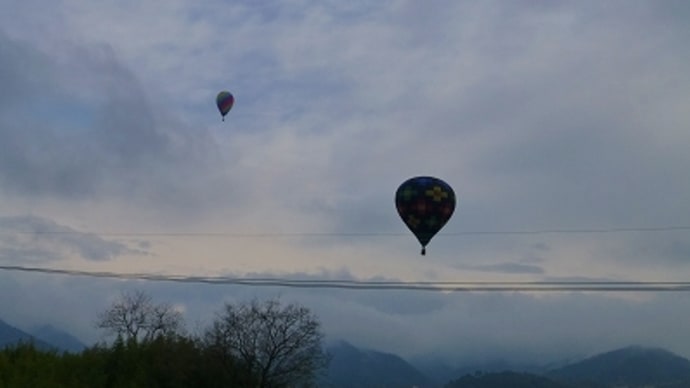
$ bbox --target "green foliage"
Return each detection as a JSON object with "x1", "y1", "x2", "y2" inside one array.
[
  {"x1": 0, "y1": 294, "x2": 327, "y2": 388},
  {"x1": 0, "y1": 336, "x2": 254, "y2": 388},
  {"x1": 0, "y1": 342, "x2": 62, "y2": 387}
]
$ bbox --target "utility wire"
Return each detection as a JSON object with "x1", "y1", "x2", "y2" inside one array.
[
  {"x1": 2, "y1": 226, "x2": 690, "y2": 238},
  {"x1": 2, "y1": 265, "x2": 690, "y2": 292}
]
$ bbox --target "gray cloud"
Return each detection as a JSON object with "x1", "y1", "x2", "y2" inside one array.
[
  {"x1": 456, "y1": 262, "x2": 545, "y2": 274},
  {"x1": 0, "y1": 215, "x2": 146, "y2": 262},
  {"x1": 0, "y1": 32, "x2": 227, "y2": 214},
  {"x1": 612, "y1": 231, "x2": 690, "y2": 267},
  {"x1": 242, "y1": 268, "x2": 449, "y2": 315}
]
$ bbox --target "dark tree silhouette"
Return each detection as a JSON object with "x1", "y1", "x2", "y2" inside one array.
[
  {"x1": 96, "y1": 290, "x2": 184, "y2": 343},
  {"x1": 204, "y1": 298, "x2": 329, "y2": 388}
]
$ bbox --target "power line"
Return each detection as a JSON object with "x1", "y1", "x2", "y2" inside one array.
[
  {"x1": 2, "y1": 226, "x2": 690, "y2": 238},
  {"x1": 2, "y1": 265, "x2": 690, "y2": 292},
  {"x1": 445, "y1": 226, "x2": 690, "y2": 235}
]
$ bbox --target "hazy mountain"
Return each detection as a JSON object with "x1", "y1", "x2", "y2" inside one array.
[
  {"x1": 410, "y1": 357, "x2": 457, "y2": 386},
  {"x1": 0, "y1": 319, "x2": 54, "y2": 351},
  {"x1": 445, "y1": 371, "x2": 584, "y2": 388},
  {"x1": 548, "y1": 345, "x2": 690, "y2": 387},
  {"x1": 417, "y1": 346, "x2": 690, "y2": 387},
  {"x1": 4, "y1": 318, "x2": 690, "y2": 388},
  {"x1": 412, "y1": 354, "x2": 581, "y2": 386},
  {"x1": 413, "y1": 357, "x2": 537, "y2": 386},
  {"x1": 323, "y1": 340, "x2": 436, "y2": 388},
  {"x1": 30, "y1": 324, "x2": 87, "y2": 353}
]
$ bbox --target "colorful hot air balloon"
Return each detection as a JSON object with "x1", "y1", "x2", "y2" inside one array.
[
  {"x1": 216, "y1": 91, "x2": 234, "y2": 121},
  {"x1": 395, "y1": 176, "x2": 456, "y2": 255}
]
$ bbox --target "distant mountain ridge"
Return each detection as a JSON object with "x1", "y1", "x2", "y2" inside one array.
[
  {"x1": 445, "y1": 371, "x2": 574, "y2": 388},
  {"x1": 0, "y1": 319, "x2": 86, "y2": 353},
  {"x1": 0, "y1": 319, "x2": 54, "y2": 350},
  {"x1": 321, "y1": 342, "x2": 690, "y2": 388},
  {"x1": 30, "y1": 324, "x2": 87, "y2": 353},
  {"x1": 444, "y1": 346, "x2": 690, "y2": 388},
  {"x1": 3, "y1": 319, "x2": 690, "y2": 388},
  {"x1": 412, "y1": 356, "x2": 572, "y2": 385},
  {"x1": 548, "y1": 345, "x2": 690, "y2": 387},
  {"x1": 324, "y1": 340, "x2": 436, "y2": 387}
]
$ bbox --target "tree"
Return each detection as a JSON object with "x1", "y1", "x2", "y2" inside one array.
[
  {"x1": 96, "y1": 290, "x2": 184, "y2": 343},
  {"x1": 204, "y1": 298, "x2": 329, "y2": 388}
]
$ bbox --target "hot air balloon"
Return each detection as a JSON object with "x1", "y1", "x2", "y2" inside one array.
[
  {"x1": 216, "y1": 91, "x2": 234, "y2": 121},
  {"x1": 395, "y1": 176, "x2": 456, "y2": 255}
]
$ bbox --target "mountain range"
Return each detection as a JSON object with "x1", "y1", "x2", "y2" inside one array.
[
  {"x1": 323, "y1": 340, "x2": 435, "y2": 387},
  {"x1": 444, "y1": 346, "x2": 690, "y2": 388},
  {"x1": 3, "y1": 318, "x2": 690, "y2": 387},
  {"x1": 0, "y1": 319, "x2": 86, "y2": 353},
  {"x1": 548, "y1": 345, "x2": 690, "y2": 387},
  {"x1": 29, "y1": 324, "x2": 87, "y2": 353},
  {"x1": 325, "y1": 342, "x2": 690, "y2": 387}
]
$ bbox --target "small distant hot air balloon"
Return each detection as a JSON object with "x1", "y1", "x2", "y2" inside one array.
[
  {"x1": 216, "y1": 91, "x2": 234, "y2": 121},
  {"x1": 395, "y1": 176, "x2": 456, "y2": 255}
]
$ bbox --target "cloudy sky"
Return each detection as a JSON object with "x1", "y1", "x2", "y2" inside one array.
[{"x1": 2, "y1": 0, "x2": 690, "y2": 366}]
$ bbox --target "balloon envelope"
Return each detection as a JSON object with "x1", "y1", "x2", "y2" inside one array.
[
  {"x1": 216, "y1": 91, "x2": 234, "y2": 120},
  {"x1": 395, "y1": 176, "x2": 456, "y2": 255}
]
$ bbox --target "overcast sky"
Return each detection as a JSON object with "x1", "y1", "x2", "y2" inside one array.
[{"x1": 2, "y1": 0, "x2": 690, "y2": 366}]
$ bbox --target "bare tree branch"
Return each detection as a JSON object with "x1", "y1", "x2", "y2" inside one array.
[
  {"x1": 96, "y1": 290, "x2": 184, "y2": 343},
  {"x1": 204, "y1": 298, "x2": 329, "y2": 388}
]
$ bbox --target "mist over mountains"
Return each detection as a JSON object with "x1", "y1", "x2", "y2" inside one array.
[
  {"x1": 3, "y1": 318, "x2": 690, "y2": 387},
  {"x1": 324, "y1": 340, "x2": 435, "y2": 387},
  {"x1": 0, "y1": 319, "x2": 54, "y2": 351},
  {"x1": 0, "y1": 319, "x2": 86, "y2": 353},
  {"x1": 548, "y1": 346, "x2": 690, "y2": 387},
  {"x1": 322, "y1": 339, "x2": 690, "y2": 388},
  {"x1": 30, "y1": 324, "x2": 87, "y2": 353}
]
